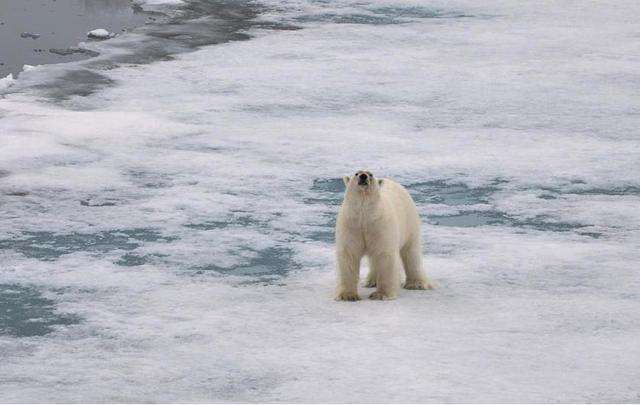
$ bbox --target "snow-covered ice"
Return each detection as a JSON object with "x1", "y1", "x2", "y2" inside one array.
[{"x1": 1, "y1": 0, "x2": 639, "y2": 402}]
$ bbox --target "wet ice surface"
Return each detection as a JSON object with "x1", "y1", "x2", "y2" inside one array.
[{"x1": 1, "y1": 0, "x2": 640, "y2": 402}]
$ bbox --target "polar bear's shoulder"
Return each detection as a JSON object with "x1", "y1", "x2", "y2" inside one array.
[
  {"x1": 380, "y1": 178, "x2": 410, "y2": 197},
  {"x1": 380, "y1": 178, "x2": 402, "y2": 189}
]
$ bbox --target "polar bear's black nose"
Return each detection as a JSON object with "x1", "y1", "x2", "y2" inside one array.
[{"x1": 358, "y1": 173, "x2": 368, "y2": 185}]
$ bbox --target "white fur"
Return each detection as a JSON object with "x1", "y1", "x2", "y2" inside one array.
[{"x1": 335, "y1": 172, "x2": 431, "y2": 301}]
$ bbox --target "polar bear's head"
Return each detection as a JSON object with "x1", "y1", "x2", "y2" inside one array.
[{"x1": 343, "y1": 170, "x2": 383, "y2": 196}]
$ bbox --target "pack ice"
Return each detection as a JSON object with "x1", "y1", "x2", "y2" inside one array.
[{"x1": 0, "y1": 0, "x2": 639, "y2": 402}]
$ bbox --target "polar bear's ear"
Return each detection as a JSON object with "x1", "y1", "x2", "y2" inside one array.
[
  {"x1": 378, "y1": 179, "x2": 384, "y2": 187},
  {"x1": 343, "y1": 176, "x2": 350, "y2": 186}
]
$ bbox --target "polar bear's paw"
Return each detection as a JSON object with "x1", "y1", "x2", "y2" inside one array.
[
  {"x1": 369, "y1": 291, "x2": 394, "y2": 300},
  {"x1": 403, "y1": 279, "x2": 432, "y2": 290},
  {"x1": 363, "y1": 279, "x2": 376, "y2": 288},
  {"x1": 336, "y1": 291, "x2": 360, "y2": 301}
]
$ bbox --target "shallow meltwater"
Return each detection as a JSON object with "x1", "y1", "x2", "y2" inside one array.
[
  {"x1": 0, "y1": 228, "x2": 175, "y2": 261},
  {"x1": 304, "y1": 177, "x2": 606, "y2": 245},
  {"x1": 1, "y1": 0, "x2": 640, "y2": 402},
  {"x1": 0, "y1": 284, "x2": 80, "y2": 337},
  {"x1": 406, "y1": 179, "x2": 500, "y2": 205},
  {"x1": 194, "y1": 246, "x2": 298, "y2": 281}
]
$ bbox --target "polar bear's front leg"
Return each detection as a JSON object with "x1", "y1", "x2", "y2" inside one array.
[
  {"x1": 369, "y1": 251, "x2": 400, "y2": 300},
  {"x1": 336, "y1": 249, "x2": 361, "y2": 301}
]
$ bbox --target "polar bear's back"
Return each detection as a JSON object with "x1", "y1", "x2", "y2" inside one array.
[{"x1": 379, "y1": 179, "x2": 422, "y2": 246}]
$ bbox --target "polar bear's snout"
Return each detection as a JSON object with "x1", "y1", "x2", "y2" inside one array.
[{"x1": 355, "y1": 170, "x2": 373, "y2": 186}]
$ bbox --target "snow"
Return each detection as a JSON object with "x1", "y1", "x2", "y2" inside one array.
[
  {"x1": 0, "y1": 73, "x2": 15, "y2": 90},
  {"x1": 1, "y1": 0, "x2": 639, "y2": 402}
]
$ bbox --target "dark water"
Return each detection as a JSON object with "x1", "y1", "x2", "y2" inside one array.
[
  {"x1": 0, "y1": 0, "x2": 155, "y2": 77},
  {"x1": 4, "y1": 0, "x2": 297, "y2": 100}
]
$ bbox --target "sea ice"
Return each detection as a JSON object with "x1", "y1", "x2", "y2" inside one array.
[
  {"x1": 0, "y1": 73, "x2": 15, "y2": 90},
  {"x1": 0, "y1": 0, "x2": 639, "y2": 402}
]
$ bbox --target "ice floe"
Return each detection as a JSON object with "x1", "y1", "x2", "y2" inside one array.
[
  {"x1": 20, "y1": 32, "x2": 41, "y2": 39},
  {"x1": 87, "y1": 28, "x2": 114, "y2": 39},
  {"x1": 0, "y1": 0, "x2": 639, "y2": 402}
]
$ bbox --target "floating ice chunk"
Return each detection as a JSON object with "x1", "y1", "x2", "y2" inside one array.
[
  {"x1": 22, "y1": 64, "x2": 38, "y2": 72},
  {"x1": 20, "y1": 32, "x2": 40, "y2": 39},
  {"x1": 136, "y1": 0, "x2": 183, "y2": 4},
  {"x1": 87, "y1": 29, "x2": 113, "y2": 39},
  {"x1": 0, "y1": 73, "x2": 15, "y2": 90},
  {"x1": 49, "y1": 47, "x2": 100, "y2": 57}
]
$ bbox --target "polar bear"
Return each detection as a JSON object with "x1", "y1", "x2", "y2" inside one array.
[{"x1": 335, "y1": 170, "x2": 431, "y2": 301}]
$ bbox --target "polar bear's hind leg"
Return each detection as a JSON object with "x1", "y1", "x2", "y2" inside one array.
[
  {"x1": 364, "y1": 264, "x2": 377, "y2": 288},
  {"x1": 401, "y1": 239, "x2": 431, "y2": 290}
]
